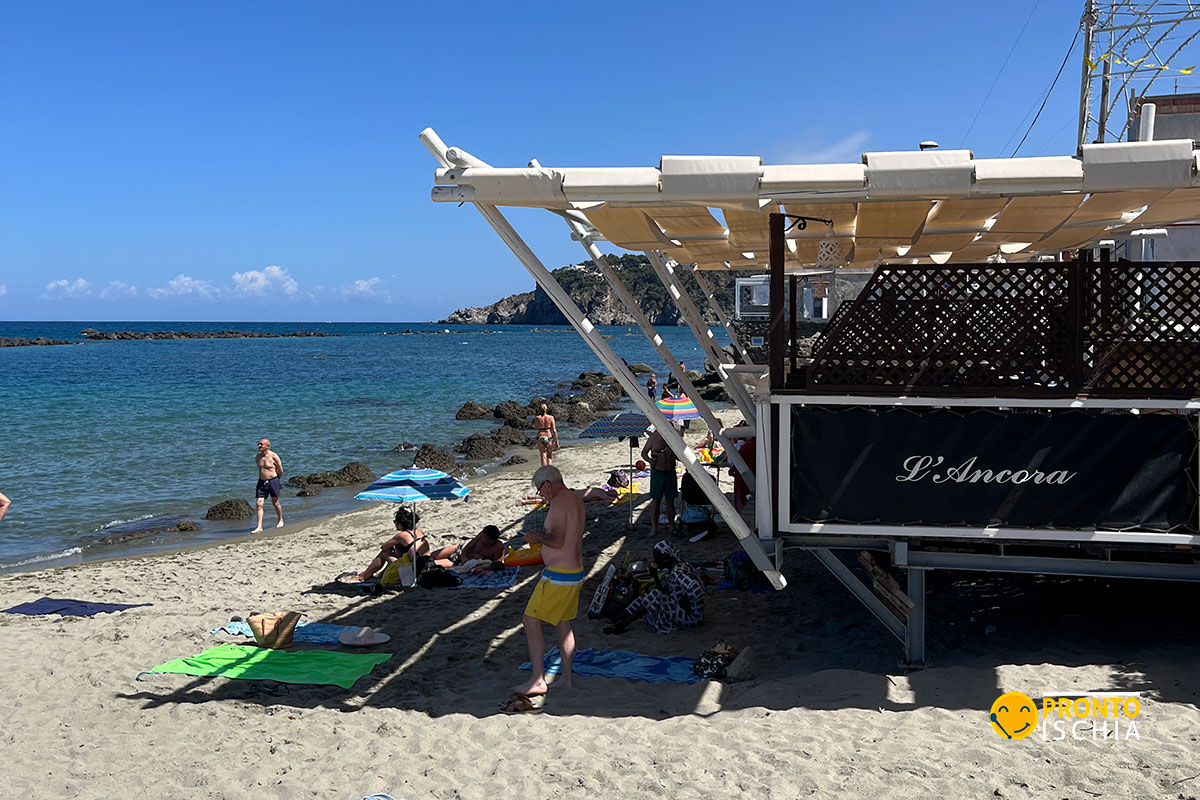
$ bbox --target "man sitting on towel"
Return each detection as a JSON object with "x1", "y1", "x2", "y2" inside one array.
[{"x1": 430, "y1": 525, "x2": 504, "y2": 570}]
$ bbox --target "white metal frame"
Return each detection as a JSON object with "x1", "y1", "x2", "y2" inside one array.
[{"x1": 420, "y1": 129, "x2": 785, "y2": 589}]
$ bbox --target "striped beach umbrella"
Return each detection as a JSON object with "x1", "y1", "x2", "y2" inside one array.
[
  {"x1": 580, "y1": 412, "x2": 650, "y2": 528},
  {"x1": 579, "y1": 411, "x2": 650, "y2": 440},
  {"x1": 656, "y1": 395, "x2": 700, "y2": 421},
  {"x1": 355, "y1": 468, "x2": 470, "y2": 503}
]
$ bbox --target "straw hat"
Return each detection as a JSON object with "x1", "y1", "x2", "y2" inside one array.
[{"x1": 338, "y1": 626, "x2": 391, "y2": 646}]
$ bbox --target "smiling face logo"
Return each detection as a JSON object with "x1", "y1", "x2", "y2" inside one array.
[{"x1": 989, "y1": 692, "x2": 1038, "y2": 740}]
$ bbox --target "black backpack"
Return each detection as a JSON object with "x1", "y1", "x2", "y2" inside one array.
[{"x1": 417, "y1": 564, "x2": 461, "y2": 589}]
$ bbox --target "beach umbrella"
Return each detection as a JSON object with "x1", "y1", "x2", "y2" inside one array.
[
  {"x1": 656, "y1": 395, "x2": 701, "y2": 422},
  {"x1": 355, "y1": 468, "x2": 470, "y2": 586},
  {"x1": 355, "y1": 468, "x2": 470, "y2": 504},
  {"x1": 580, "y1": 411, "x2": 650, "y2": 528}
]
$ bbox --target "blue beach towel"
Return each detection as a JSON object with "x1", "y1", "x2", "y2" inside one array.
[
  {"x1": 2, "y1": 598, "x2": 151, "y2": 617},
  {"x1": 520, "y1": 647, "x2": 700, "y2": 684},
  {"x1": 210, "y1": 620, "x2": 357, "y2": 646},
  {"x1": 453, "y1": 566, "x2": 520, "y2": 590}
]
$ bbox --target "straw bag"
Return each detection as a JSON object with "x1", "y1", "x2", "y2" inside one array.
[{"x1": 247, "y1": 611, "x2": 302, "y2": 649}]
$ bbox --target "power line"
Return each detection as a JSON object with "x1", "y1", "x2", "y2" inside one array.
[
  {"x1": 1011, "y1": 25, "x2": 1083, "y2": 156},
  {"x1": 959, "y1": 0, "x2": 1043, "y2": 148}
]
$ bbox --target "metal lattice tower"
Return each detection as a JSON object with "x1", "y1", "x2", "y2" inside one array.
[{"x1": 1078, "y1": 0, "x2": 1200, "y2": 147}]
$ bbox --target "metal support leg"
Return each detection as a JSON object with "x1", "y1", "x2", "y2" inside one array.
[
  {"x1": 810, "y1": 549, "x2": 905, "y2": 642},
  {"x1": 905, "y1": 568, "x2": 926, "y2": 667}
]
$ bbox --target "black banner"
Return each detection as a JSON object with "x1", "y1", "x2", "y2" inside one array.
[{"x1": 790, "y1": 408, "x2": 1196, "y2": 532}]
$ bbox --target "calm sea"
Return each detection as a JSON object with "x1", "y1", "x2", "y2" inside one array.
[{"x1": 0, "y1": 321, "x2": 723, "y2": 572}]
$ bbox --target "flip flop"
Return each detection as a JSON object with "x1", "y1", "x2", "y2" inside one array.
[{"x1": 499, "y1": 693, "x2": 544, "y2": 714}]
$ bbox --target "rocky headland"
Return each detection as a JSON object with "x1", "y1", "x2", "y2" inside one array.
[{"x1": 438, "y1": 254, "x2": 737, "y2": 326}]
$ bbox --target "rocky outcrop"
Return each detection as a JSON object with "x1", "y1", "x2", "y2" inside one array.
[
  {"x1": 455, "y1": 401, "x2": 492, "y2": 420},
  {"x1": 0, "y1": 337, "x2": 75, "y2": 347},
  {"x1": 287, "y1": 462, "x2": 376, "y2": 494},
  {"x1": 501, "y1": 454, "x2": 528, "y2": 466},
  {"x1": 494, "y1": 400, "x2": 532, "y2": 421},
  {"x1": 205, "y1": 499, "x2": 253, "y2": 520},
  {"x1": 390, "y1": 441, "x2": 415, "y2": 452},
  {"x1": 491, "y1": 425, "x2": 534, "y2": 448},
  {"x1": 456, "y1": 433, "x2": 506, "y2": 461},
  {"x1": 79, "y1": 328, "x2": 336, "y2": 340},
  {"x1": 414, "y1": 443, "x2": 455, "y2": 473},
  {"x1": 437, "y1": 254, "x2": 736, "y2": 326}
]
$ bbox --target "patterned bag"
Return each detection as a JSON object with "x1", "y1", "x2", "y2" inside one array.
[
  {"x1": 693, "y1": 640, "x2": 738, "y2": 680},
  {"x1": 608, "y1": 469, "x2": 630, "y2": 488}
]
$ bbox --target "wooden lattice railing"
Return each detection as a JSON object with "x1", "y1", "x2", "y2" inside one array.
[{"x1": 803, "y1": 261, "x2": 1200, "y2": 398}]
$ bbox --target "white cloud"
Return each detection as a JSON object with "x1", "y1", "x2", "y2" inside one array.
[
  {"x1": 339, "y1": 277, "x2": 384, "y2": 298},
  {"x1": 43, "y1": 278, "x2": 91, "y2": 299},
  {"x1": 775, "y1": 131, "x2": 872, "y2": 165},
  {"x1": 0, "y1": 284, "x2": 6, "y2": 297},
  {"x1": 99, "y1": 281, "x2": 138, "y2": 300},
  {"x1": 147, "y1": 274, "x2": 216, "y2": 300},
  {"x1": 232, "y1": 265, "x2": 299, "y2": 297}
]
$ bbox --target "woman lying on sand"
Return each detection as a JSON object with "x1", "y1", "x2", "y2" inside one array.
[
  {"x1": 339, "y1": 506, "x2": 429, "y2": 583},
  {"x1": 516, "y1": 485, "x2": 618, "y2": 505}
]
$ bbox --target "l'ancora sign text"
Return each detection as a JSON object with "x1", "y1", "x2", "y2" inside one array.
[
  {"x1": 789, "y1": 407, "x2": 1191, "y2": 531},
  {"x1": 895, "y1": 455, "x2": 1077, "y2": 486}
]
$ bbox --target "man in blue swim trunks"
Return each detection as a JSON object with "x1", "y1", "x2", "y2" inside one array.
[
  {"x1": 509, "y1": 465, "x2": 586, "y2": 708},
  {"x1": 252, "y1": 438, "x2": 285, "y2": 532}
]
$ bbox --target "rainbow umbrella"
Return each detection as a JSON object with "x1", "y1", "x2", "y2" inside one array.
[{"x1": 656, "y1": 395, "x2": 701, "y2": 422}]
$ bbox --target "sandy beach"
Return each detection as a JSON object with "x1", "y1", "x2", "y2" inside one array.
[{"x1": 2, "y1": 435, "x2": 1199, "y2": 800}]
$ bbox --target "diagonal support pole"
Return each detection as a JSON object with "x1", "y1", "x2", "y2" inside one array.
[
  {"x1": 644, "y1": 250, "x2": 757, "y2": 423},
  {"x1": 691, "y1": 268, "x2": 754, "y2": 365},
  {"x1": 420, "y1": 130, "x2": 783, "y2": 588},
  {"x1": 557, "y1": 213, "x2": 755, "y2": 486}
]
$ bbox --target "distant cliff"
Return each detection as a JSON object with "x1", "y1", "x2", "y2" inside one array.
[{"x1": 438, "y1": 254, "x2": 737, "y2": 326}]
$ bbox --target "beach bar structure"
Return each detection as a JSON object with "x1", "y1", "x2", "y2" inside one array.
[{"x1": 421, "y1": 128, "x2": 1200, "y2": 664}]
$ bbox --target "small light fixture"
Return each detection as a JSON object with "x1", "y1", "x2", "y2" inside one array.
[{"x1": 919, "y1": 140, "x2": 939, "y2": 150}]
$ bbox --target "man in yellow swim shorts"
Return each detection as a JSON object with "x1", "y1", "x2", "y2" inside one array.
[{"x1": 511, "y1": 465, "x2": 586, "y2": 704}]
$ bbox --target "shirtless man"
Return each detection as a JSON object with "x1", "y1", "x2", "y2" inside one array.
[
  {"x1": 252, "y1": 438, "x2": 285, "y2": 532},
  {"x1": 642, "y1": 425, "x2": 678, "y2": 537},
  {"x1": 430, "y1": 524, "x2": 504, "y2": 568},
  {"x1": 509, "y1": 464, "x2": 586, "y2": 707},
  {"x1": 0, "y1": 491, "x2": 10, "y2": 523},
  {"x1": 532, "y1": 404, "x2": 558, "y2": 467}
]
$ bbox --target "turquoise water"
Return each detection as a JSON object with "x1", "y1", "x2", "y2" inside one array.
[{"x1": 0, "y1": 321, "x2": 721, "y2": 571}]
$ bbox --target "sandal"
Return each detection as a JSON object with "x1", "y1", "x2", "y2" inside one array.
[{"x1": 499, "y1": 693, "x2": 544, "y2": 714}]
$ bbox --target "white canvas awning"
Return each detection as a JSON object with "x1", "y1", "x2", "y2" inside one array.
[{"x1": 430, "y1": 138, "x2": 1200, "y2": 269}]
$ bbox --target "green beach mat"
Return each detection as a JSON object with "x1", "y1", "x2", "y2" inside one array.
[{"x1": 145, "y1": 643, "x2": 392, "y2": 689}]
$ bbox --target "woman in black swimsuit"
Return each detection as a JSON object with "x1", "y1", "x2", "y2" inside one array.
[
  {"x1": 533, "y1": 403, "x2": 558, "y2": 467},
  {"x1": 342, "y1": 506, "x2": 430, "y2": 583}
]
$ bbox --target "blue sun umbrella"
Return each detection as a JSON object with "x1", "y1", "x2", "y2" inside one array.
[
  {"x1": 355, "y1": 468, "x2": 470, "y2": 503},
  {"x1": 580, "y1": 412, "x2": 650, "y2": 527}
]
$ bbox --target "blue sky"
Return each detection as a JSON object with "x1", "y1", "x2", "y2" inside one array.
[{"x1": 2, "y1": 1, "x2": 1100, "y2": 321}]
